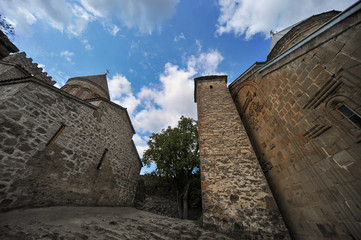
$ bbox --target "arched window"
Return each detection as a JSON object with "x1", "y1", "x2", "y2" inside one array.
[
  {"x1": 79, "y1": 90, "x2": 90, "y2": 99},
  {"x1": 69, "y1": 86, "x2": 79, "y2": 95},
  {"x1": 337, "y1": 104, "x2": 361, "y2": 128},
  {"x1": 325, "y1": 95, "x2": 361, "y2": 142}
]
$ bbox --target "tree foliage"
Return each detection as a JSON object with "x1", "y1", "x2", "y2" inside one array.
[{"x1": 142, "y1": 116, "x2": 200, "y2": 218}]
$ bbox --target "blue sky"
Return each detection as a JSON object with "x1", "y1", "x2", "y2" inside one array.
[{"x1": 1, "y1": 0, "x2": 356, "y2": 173}]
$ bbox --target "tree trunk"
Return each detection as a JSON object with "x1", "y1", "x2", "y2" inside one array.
[
  {"x1": 176, "y1": 189, "x2": 183, "y2": 219},
  {"x1": 182, "y1": 181, "x2": 191, "y2": 219}
]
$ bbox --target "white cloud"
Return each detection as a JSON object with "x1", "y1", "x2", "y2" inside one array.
[
  {"x1": 60, "y1": 50, "x2": 74, "y2": 62},
  {"x1": 0, "y1": 0, "x2": 72, "y2": 34},
  {"x1": 132, "y1": 49, "x2": 224, "y2": 134},
  {"x1": 188, "y1": 50, "x2": 224, "y2": 76},
  {"x1": 133, "y1": 134, "x2": 148, "y2": 158},
  {"x1": 37, "y1": 64, "x2": 45, "y2": 71},
  {"x1": 101, "y1": 21, "x2": 121, "y2": 36},
  {"x1": 50, "y1": 70, "x2": 69, "y2": 88},
  {"x1": 174, "y1": 32, "x2": 185, "y2": 42},
  {"x1": 107, "y1": 49, "x2": 224, "y2": 135},
  {"x1": 108, "y1": 73, "x2": 132, "y2": 99},
  {"x1": 67, "y1": 4, "x2": 96, "y2": 36},
  {"x1": 195, "y1": 40, "x2": 202, "y2": 53},
  {"x1": 130, "y1": 41, "x2": 138, "y2": 49},
  {"x1": 108, "y1": 73, "x2": 141, "y2": 116},
  {"x1": 106, "y1": 49, "x2": 223, "y2": 169},
  {"x1": 110, "y1": 25, "x2": 120, "y2": 36},
  {"x1": 0, "y1": 0, "x2": 179, "y2": 36},
  {"x1": 216, "y1": 0, "x2": 357, "y2": 39},
  {"x1": 82, "y1": 39, "x2": 93, "y2": 50},
  {"x1": 80, "y1": 0, "x2": 180, "y2": 34}
]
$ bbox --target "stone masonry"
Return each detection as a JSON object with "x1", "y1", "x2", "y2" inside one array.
[
  {"x1": 194, "y1": 75, "x2": 290, "y2": 239},
  {"x1": 0, "y1": 36, "x2": 141, "y2": 211},
  {"x1": 227, "y1": 4, "x2": 361, "y2": 240},
  {"x1": 195, "y1": 3, "x2": 361, "y2": 240}
]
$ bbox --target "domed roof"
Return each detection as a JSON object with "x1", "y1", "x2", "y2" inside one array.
[
  {"x1": 61, "y1": 74, "x2": 110, "y2": 100},
  {"x1": 267, "y1": 10, "x2": 340, "y2": 61}
]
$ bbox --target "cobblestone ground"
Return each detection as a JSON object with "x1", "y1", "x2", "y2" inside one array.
[{"x1": 0, "y1": 207, "x2": 233, "y2": 240}]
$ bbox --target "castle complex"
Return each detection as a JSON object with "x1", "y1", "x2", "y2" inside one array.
[
  {"x1": 1, "y1": 1, "x2": 361, "y2": 240},
  {"x1": 195, "y1": 2, "x2": 361, "y2": 239},
  {"x1": 0, "y1": 31, "x2": 141, "y2": 210}
]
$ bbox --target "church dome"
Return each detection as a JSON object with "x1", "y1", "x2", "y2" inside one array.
[
  {"x1": 61, "y1": 74, "x2": 110, "y2": 100},
  {"x1": 267, "y1": 10, "x2": 340, "y2": 61}
]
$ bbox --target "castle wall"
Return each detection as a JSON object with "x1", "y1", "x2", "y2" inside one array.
[
  {"x1": 0, "y1": 80, "x2": 141, "y2": 210},
  {"x1": 194, "y1": 76, "x2": 289, "y2": 239},
  {"x1": 229, "y1": 10, "x2": 361, "y2": 240}
]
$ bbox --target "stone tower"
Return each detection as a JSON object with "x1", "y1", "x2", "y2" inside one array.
[
  {"x1": 194, "y1": 75, "x2": 289, "y2": 239},
  {"x1": 61, "y1": 74, "x2": 110, "y2": 100}
]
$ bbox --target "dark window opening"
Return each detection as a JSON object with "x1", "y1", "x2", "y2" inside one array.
[
  {"x1": 97, "y1": 148, "x2": 108, "y2": 169},
  {"x1": 46, "y1": 124, "x2": 65, "y2": 146},
  {"x1": 338, "y1": 104, "x2": 361, "y2": 128},
  {"x1": 210, "y1": 85, "x2": 213, "y2": 89}
]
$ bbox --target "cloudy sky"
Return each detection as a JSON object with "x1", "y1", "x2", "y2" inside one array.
[{"x1": 0, "y1": 0, "x2": 356, "y2": 173}]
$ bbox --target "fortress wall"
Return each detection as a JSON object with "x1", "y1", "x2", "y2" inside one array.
[
  {"x1": 230, "y1": 10, "x2": 361, "y2": 239},
  {"x1": 195, "y1": 76, "x2": 289, "y2": 239},
  {"x1": 0, "y1": 81, "x2": 141, "y2": 211}
]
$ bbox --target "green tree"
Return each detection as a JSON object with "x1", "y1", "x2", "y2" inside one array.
[{"x1": 142, "y1": 116, "x2": 199, "y2": 219}]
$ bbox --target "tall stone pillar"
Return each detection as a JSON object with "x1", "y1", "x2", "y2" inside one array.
[{"x1": 194, "y1": 75, "x2": 289, "y2": 239}]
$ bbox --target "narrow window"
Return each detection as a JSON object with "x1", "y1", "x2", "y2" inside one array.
[
  {"x1": 338, "y1": 104, "x2": 361, "y2": 128},
  {"x1": 210, "y1": 85, "x2": 213, "y2": 89},
  {"x1": 79, "y1": 90, "x2": 89, "y2": 99},
  {"x1": 46, "y1": 124, "x2": 65, "y2": 146},
  {"x1": 97, "y1": 148, "x2": 108, "y2": 169}
]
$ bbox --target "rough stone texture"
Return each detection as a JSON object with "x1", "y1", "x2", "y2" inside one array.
[
  {"x1": 0, "y1": 30, "x2": 18, "y2": 59},
  {"x1": 135, "y1": 176, "x2": 179, "y2": 218},
  {"x1": 194, "y1": 76, "x2": 290, "y2": 239},
  {"x1": 229, "y1": 7, "x2": 361, "y2": 240},
  {"x1": 135, "y1": 175, "x2": 202, "y2": 220},
  {"x1": 0, "y1": 79, "x2": 141, "y2": 211},
  {"x1": 0, "y1": 206, "x2": 233, "y2": 240},
  {"x1": 1, "y1": 52, "x2": 54, "y2": 84}
]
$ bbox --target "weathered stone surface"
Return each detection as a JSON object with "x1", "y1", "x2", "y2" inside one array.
[
  {"x1": 228, "y1": 7, "x2": 361, "y2": 240},
  {"x1": 1, "y1": 52, "x2": 54, "y2": 84},
  {"x1": 0, "y1": 80, "x2": 141, "y2": 211},
  {"x1": 195, "y1": 76, "x2": 290, "y2": 239}
]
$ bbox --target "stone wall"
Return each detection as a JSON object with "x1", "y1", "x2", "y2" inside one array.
[
  {"x1": 0, "y1": 79, "x2": 141, "y2": 210},
  {"x1": 229, "y1": 8, "x2": 361, "y2": 240},
  {"x1": 194, "y1": 76, "x2": 289, "y2": 239}
]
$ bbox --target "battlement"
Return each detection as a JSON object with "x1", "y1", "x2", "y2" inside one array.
[{"x1": 1, "y1": 52, "x2": 54, "y2": 84}]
